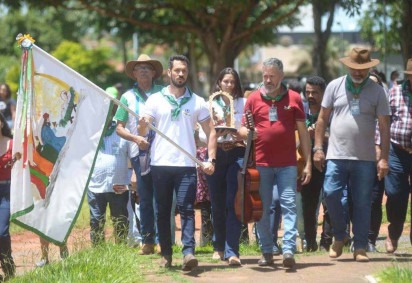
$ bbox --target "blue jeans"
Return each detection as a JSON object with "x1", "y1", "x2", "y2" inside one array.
[
  {"x1": 385, "y1": 143, "x2": 412, "y2": 240},
  {"x1": 87, "y1": 190, "x2": 129, "y2": 245},
  {"x1": 323, "y1": 159, "x2": 376, "y2": 250},
  {"x1": 206, "y1": 147, "x2": 243, "y2": 259},
  {"x1": 0, "y1": 184, "x2": 15, "y2": 277},
  {"x1": 151, "y1": 166, "x2": 197, "y2": 256},
  {"x1": 256, "y1": 166, "x2": 297, "y2": 254},
  {"x1": 131, "y1": 156, "x2": 156, "y2": 244}
]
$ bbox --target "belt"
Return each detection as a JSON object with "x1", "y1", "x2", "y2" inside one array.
[
  {"x1": 0, "y1": 180, "x2": 11, "y2": 185},
  {"x1": 217, "y1": 141, "x2": 245, "y2": 151},
  {"x1": 393, "y1": 143, "x2": 412, "y2": 154}
]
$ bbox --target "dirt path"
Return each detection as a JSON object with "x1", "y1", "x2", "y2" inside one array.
[{"x1": 8, "y1": 210, "x2": 412, "y2": 282}]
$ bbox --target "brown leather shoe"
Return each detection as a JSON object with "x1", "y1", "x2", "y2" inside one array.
[
  {"x1": 385, "y1": 236, "x2": 398, "y2": 253},
  {"x1": 182, "y1": 254, "x2": 198, "y2": 271},
  {"x1": 156, "y1": 244, "x2": 161, "y2": 255},
  {"x1": 353, "y1": 249, "x2": 369, "y2": 262},
  {"x1": 329, "y1": 237, "x2": 350, "y2": 258},
  {"x1": 138, "y1": 243, "x2": 155, "y2": 255}
]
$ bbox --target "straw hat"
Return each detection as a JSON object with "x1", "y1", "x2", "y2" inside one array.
[
  {"x1": 403, "y1": 58, "x2": 412, "y2": 75},
  {"x1": 339, "y1": 48, "x2": 380, "y2": 70},
  {"x1": 125, "y1": 54, "x2": 163, "y2": 80}
]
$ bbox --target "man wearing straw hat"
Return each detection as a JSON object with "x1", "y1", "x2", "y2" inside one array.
[
  {"x1": 115, "y1": 54, "x2": 163, "y2": 255},
  {"x1": 314, "y1": 47, "x2": 390, "y2": 262},
  {"x1": 383, "y1": 58, "x2": 412, "y2": 253}
]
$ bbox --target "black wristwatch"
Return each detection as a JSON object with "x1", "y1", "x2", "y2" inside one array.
[{"x1": 208, "y1": 158, "x2": 216, "y2": 165}]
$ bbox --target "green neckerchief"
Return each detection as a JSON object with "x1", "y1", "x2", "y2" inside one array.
[
  {"x1": 100, "y1": 121, "x2": 116, "y2": 150},
  {"x1": 216, "y1": 96, "x2": 230, "y2": 117},
  {"x1": 132, "y1": 82, "x2": 149, "y2": 102},
  {"x1": 345, "y1": 75, "x2": 369, "y2": 98},
  {"x1": 306, "y1": 112, "x2": 319, "y2": 128},
  {"x1": 402, "y1": 80, "x2": 412, "y2": 101},
  {"x1": 161, "y1": 87, "x2": 192, "y2": 119},
  {"x1": 260, "y1": 83, "x2": 288, "y2": 102}
]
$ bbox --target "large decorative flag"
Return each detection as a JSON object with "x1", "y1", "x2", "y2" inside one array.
[{"x1": 10, "y1": 34, "x2": 111, "y2": 245}]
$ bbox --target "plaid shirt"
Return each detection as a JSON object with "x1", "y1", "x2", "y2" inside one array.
[{"x1": 387, "y1": 81, "x2": 412, "y2": 148}]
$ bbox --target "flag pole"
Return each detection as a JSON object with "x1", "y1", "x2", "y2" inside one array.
[
  {"x1": 101, "y1": 91, "x2": 205, "y2": 168},
  {"x1": 16, "y1": 34, "x2": 205, "y2": 169}
]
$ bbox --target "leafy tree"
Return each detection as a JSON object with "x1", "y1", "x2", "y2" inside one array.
[
  {"x1": 310, "y1": 0, "x2": 362, "y2": 82},
  {"x1": 52, "y1": 41, "x2": 115, "y2": 87},
  {"x1": 0, "y1": 4, "x2": 98, "y2": 85},
  {"x1": 2, "y1": 0, "x2": 307, "y2": 88},
  {"x1": 359, "y1": 0, "x2": 412, "y2": 67}
]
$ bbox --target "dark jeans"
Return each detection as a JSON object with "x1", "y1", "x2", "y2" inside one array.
[
  {"x1": 87, "y1": 190, "x2": 129, "y2": 245},
  {"x1": 151, "y1": 166, "x2": 197, "y2": 256},
  {"x1": 301, "y1": 166, "x2": 324, "y2": 247},
  {"x1": 369, "y1": 178, "x2": 385, "y2": 245},
  {"x1": 0, "y1": 185, "x2": 15, "y2": 278},
  {"x1": 131, "y1": 156, "x2": 156, "y2": 244},
  {"x1": 206, "y1": 147, "x2": 243, "y2": 259},
  {"x1": 385, "y1": 143, "x2": 412, "y2": 241}
]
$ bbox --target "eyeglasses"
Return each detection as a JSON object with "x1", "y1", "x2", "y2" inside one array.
[{"x1": 134, "y1": 65, "x2": 154, "y2": 71}]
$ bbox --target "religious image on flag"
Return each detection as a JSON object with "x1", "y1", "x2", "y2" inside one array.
[{"x1": 10, "y1": 34, "x2": 111, "y2": 245}]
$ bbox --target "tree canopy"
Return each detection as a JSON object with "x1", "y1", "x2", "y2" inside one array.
[{"x1": 2, "y1": 0, "x2": 307, "y2": 90}]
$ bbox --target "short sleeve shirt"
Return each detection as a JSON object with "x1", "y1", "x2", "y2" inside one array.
[
  {"x1": 244, "y1": 88, "x2": 305, "y2": 167},
  {"x1": 322, "y1": 76, "x2": 390, "y2": 161},
  {"x1": 144, "y1": 86, "x2": 210, "y2": 167},
  {"x1": 114, "y1": 84, "x2": 163, "y2": 157}
]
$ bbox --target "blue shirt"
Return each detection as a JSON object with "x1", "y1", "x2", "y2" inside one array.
[{"x1": 88, "y1": 125, "x2": 131, "y2": 193}]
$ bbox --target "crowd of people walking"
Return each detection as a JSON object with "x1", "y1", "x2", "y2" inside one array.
[{"x1": 1, "y1": 47, "x2": 411, "y2": 278}]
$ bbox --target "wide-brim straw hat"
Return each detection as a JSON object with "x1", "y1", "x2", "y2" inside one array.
[
  {"x1": 339, "y1": 48, "x2": 380, "y2": 70},
  {"x1": 403, "y1": 58, "x2": 412, "y2": 75},
  {"x1": 125, "y1": 54, "x2": 163, "y2": 80}
]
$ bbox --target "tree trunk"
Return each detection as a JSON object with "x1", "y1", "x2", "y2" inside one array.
[
  {"x1": 312, "y1": 0, "x2": 338, "y2": 82},
  {"x1": 202, "y1": 42, "x2": 237, "y2": 97},
  {"x1": 400, "y1": 0, "x2": 412, "y2": 66}
]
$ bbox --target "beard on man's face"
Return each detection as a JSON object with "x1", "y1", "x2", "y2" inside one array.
[{"x1": 171, "y1": 76, "x2": 187, "y2": 88}]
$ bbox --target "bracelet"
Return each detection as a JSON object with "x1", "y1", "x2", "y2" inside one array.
[
  {"x1": 207, "y1": 158, "x2": 216, "y2": 165},
  {"x1": 312, "y1": 146, "x2": 323, "y2": 153}
]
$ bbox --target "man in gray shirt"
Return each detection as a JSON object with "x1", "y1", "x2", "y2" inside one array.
[{"x1": 314, "y1": 48, "x2": 390, "y2": 262}]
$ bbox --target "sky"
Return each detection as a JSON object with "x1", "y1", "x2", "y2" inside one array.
[{"x1": 279, "y1": 3, "x2": 367, "y2": 33}]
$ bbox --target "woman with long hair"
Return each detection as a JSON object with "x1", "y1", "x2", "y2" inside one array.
[
  {"x1": 0, "y1": 112, "x2": 15, "y2": 280},
  {"x1": 206, "y1": 67, "x2": 246, "y2": 266}
]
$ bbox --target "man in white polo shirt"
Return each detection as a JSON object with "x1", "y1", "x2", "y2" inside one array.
[{"x1": 139, "y1": 55, "x2": 216, "y2": 271}]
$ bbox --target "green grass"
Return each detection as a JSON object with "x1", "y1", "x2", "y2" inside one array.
[
  {"x1": 10, "y1": 243, "x2": 149, "y2": 283},
  {"x1": 378, "y1": 264, "x2": 412, "y2": 283}
]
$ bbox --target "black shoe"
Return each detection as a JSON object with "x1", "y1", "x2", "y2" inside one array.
[
  {"x1": 306, "y1": 241, "x2": 318, "y2": 252},
  {"x1": 258, "y1": 253, "x2": 273, "y2": 266},
  {"x1": 319, "y1": 244, "x2": 330, "y2": 252},
  {"x1": 182, "y1": 254, "x2": 198, "y2": 271},
  {"x1": 367, "y1": 242, "x2": 378, "y2": 253},
  {"x1": 282, "y1": 253, "x2": 295, "y2": 268},
  {"x1": 160, "y1": 255, "x2": 172, "y2": 268}
]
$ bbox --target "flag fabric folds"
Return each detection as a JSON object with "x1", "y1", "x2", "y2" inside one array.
[{"x1": 10, "y1": 37, "x2": 111, "y2": 245}]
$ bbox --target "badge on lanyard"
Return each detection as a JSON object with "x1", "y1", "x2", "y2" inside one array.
[
  {"x1": 350, "y1": 98, "x2": 360, "y2": 116},
  {"x1": 269, "y1": 105, "x2": 278, "y2": 122},
  {"x1": 171, "y1": 109, "x2": 179, "y2": 121}
]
